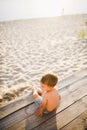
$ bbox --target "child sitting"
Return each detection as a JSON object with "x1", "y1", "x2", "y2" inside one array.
[{"x1": 33, "y1": 73, "x2": 61, "y2": 116}]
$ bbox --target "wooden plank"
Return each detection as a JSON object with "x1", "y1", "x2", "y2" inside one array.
[
  {"x1": 68, "y1": 75, "x2": 87, "y2": 91},
  {"x1": 58, "y1": 83, "x2": 87, "y2": 112},
  {"x1": 0, "y1": 108, "x2": 27, "y2": 130},
  {"x1": 0, "y1": 80, "x2": 87, "y2": 130},
  {"x1": 58, "y1": 68, "x2": 87, "y2": 90},
  {"x1": 61, "y1": 110, "x2": 87, "y2": 130},
  {"x1": 23, "y1": 84, "x2": 87, "y2": 130},
  {"x1": 0, "y1": 77, "x2": 87, "y2": 128},
  {"x1": 8, "y1": 120, "x2": 26, "y2": 130},
  {"x1": 6, "y1": 96, "x2": 87, "y2": 130},
  {"x1": 5, "y1": 105, "x2": 87, "y2": 130},
  {"x1": 0, "y1": 91, "x2": 33, "y2": 119},
  {"x1": 33, "y1": 96, "x2": 87, "y2": 130},
  {"x1": 59, "y1": 76, "x2": 87, "y2": 96},
  {"x1": 0, "y1": 69, "x2": 87, "y2": 119}
]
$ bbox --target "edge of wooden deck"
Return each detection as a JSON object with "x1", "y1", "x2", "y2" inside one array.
[
  {"x1": 0, "y1": 69, "x2": 87, "y2": 130},
  {"x1": 0, "y1": 68, "x2": 87, "y2": 119}
]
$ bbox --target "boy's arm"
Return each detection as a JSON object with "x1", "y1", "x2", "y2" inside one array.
[
  {"x1": 37, "y1": 87, "x2": 43, "y2": 95},
  {"x1": 35, "y1": 96, "x2": 47, "y2": 116}
]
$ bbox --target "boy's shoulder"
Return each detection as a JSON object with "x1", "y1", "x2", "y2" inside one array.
[
  {"x1": 47, "y1": 88, "x2": 58, "y2": 95},
  {"x1": 53, "y1": 87, "x2": 58, "y2": 91}
]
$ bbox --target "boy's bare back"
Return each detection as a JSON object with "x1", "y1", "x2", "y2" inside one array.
[{"x1": 42, "y1": 87, "x2": 60, "y2": 111}]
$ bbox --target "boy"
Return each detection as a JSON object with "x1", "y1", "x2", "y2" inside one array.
[{"x1": 33, "y1": 73, "x2": 61, "y2": 116}]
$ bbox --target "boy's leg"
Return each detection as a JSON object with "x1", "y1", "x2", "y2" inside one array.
[
  {"x1": 34, "y1": 95, "x2": 42, "y2": 109},
  {"x1": 33, "y1": 88, "x2": 49, "y2": 114},
  {"x1": 33, "y1": 88, "x2": 42, "y2": 109}
]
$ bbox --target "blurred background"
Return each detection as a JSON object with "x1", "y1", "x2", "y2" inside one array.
[{"x1": 0, "y1": 0, "x2": 87, "y2": 21}]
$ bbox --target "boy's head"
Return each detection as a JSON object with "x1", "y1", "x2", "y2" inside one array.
[{"x1": 40, "y1": 73, "x2": 58, "y2": 87}]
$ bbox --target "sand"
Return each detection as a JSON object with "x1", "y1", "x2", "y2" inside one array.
[{"x1": 0, "y1": 14, "x2": 87, "y2": 107}]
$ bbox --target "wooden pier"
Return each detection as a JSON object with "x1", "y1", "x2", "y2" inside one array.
[{"x1": 0, "y1": 69, "x2": 87, "y2": 130}]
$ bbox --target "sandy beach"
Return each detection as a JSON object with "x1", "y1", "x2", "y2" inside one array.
[{"x1": 0, "y1": 14, "x2": 87, "y2": 107}]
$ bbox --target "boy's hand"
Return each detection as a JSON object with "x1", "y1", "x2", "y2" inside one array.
[{"x1": 35, "y1": 109, "x2": 43, "y2": 116}]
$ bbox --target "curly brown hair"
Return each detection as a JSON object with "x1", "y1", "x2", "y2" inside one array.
[{"x1": 40, "y1": 73, "x2": 58, "y2": 87}]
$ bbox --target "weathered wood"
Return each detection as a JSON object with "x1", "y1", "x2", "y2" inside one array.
[
  {"x1": 0, "y1": 69, "x2": 87, "y2": 119},
  {"x1": 5, "y1": 101, "x2": 87, "y2": 130},
  {"x1": 0, "y1": 91, "x2": 33, "y2": 119},
  {"x1": 58, "y1": 68, "x2": 87, "y2": 89},
  {"x1": 33, "y1": 96, "x2": 87, "y2": 130},
  {"x1": 23, "y1": 84, "x2": 87, "y2": 130},
  {"x1": 0, "y1": 77, "x2": 87, "y2": 130},
  {"x1": 59, "y1": 75, "x2": 87, "y2": 96},
  {"x1": 61, "y1": 110, "x2": 87, "y2": 130},
  {"x1": 58, "y1": 83, "x2": 87, "y2": 112}
]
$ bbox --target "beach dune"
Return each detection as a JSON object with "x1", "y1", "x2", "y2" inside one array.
[{"x1": 0, "y1": 14, "x2": 87, "y2": 107}]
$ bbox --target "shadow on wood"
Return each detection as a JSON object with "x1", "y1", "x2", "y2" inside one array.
[
  {"x1": 0, "y1": 69, "x2": 87, "y2": 130},
  {"x1": 25, "y1": 109, "x2": 58, "y2": 130}
]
